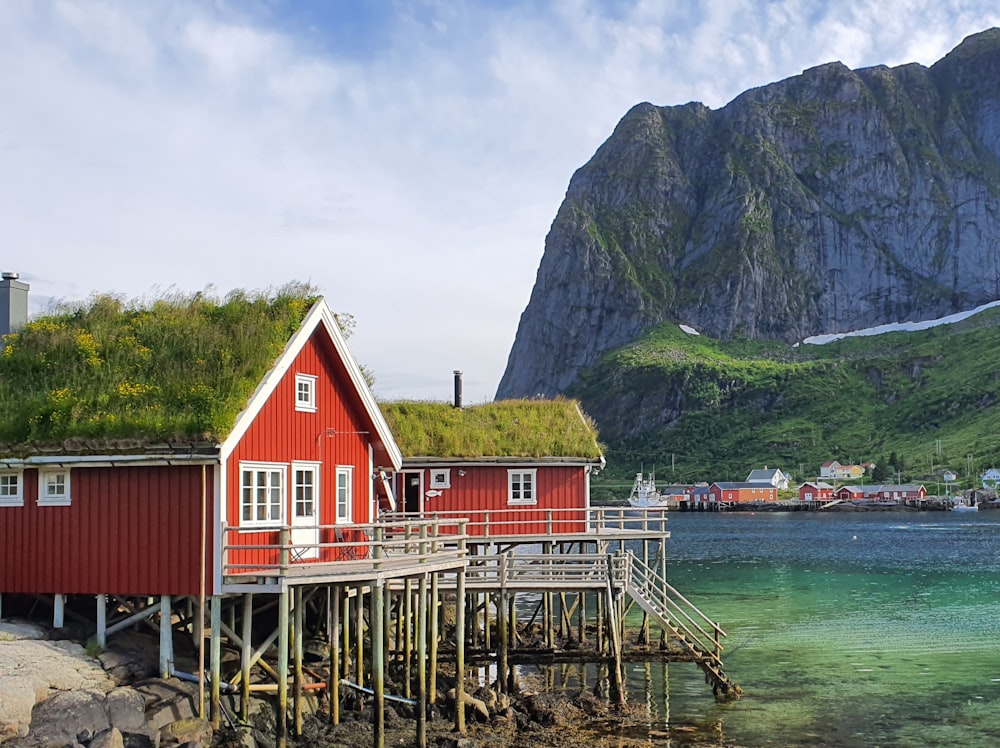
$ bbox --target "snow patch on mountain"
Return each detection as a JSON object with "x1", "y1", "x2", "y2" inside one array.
[{"x1": 803, "y1": 300, "x2": 1000, "y2": 345}]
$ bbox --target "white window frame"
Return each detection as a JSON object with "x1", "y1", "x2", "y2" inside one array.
[
  {"x1": 507, "y1": 469, "x2": 537, "y2": 506},
  {"x1": 292, "y1": 462, "x2": 321, "y2": 521},
  {"x1": 240, "y1": 462, "x2": 286, "y2": 527},
  {"x1": 429, "y1": 469, "x2": 451, "y2": 490},
  {"x1": 295, "y1": 374, "x2": 317, "y2": 413},
  {"x1": 0, "y1": 470, "x2": 23, "y2": 507},
  {"x1": 38, "y1": 469, "x2": 71, "y2": 507},
  {"x1": 336, "y1": 466, "x2": 353, "y2": 522}
]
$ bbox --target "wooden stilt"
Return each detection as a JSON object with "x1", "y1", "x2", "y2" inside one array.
[
  {"x1": 497, "y1": 553, "x2": 508, "y2": 695},
  {"x1": 355, "y1": 588, "x2": 364, "y2": 691},
  {"x1": 543, "y1": 542, "x2": 553, "y2": 648},
  {"x1": 210, "y1": 596, "x2": 222, "y2": 730},
  {"x1": 330, "y1": 586, "x2": 340, "y2": 726},
  {"x1": 294, "y1": 587, "x2": 304, "y2": 736},
  {"x1": 429, "y1": 571, "x2": 439, "y2": 706},
  {"x1": 455, "y1": 522, "x2": 467, "y2": 734},
  {"x1": 507, "y1": 593, "x2": 517, "y2": 693},
  {"x1": 197, "y1": 593, "x2": 206, "y2": 720},
  {"x1": 341, "y1": 590, "x2": 350, "y2": 678},
  {"x1": 371, "y1": 582, "x2": 385, "y2": 748},
  {"x1": 241, "y1": 593, "x2": 253, "y2": 722},
  {"x1": 159, "y1": 595, "x2": 172, "y2": 679},
  {"x1": 483, "y1": 591, "x2": 491, "y2": 651},
  {"x1": 604, "y1": 564, "x2": 625, "y2": 708},
  {"x1": 53, "y1": 594, "x2": 65, "y2": 629},
  {"x1": 417, "y1": 572, "x2": 428, "y2": 748},
  {"x1": 96, "y1": 594, "x2": 107, "y2": 649},
  {"x1": 404, "y1": 578, "x2": 413, "y2": 698},
  {"x1": 277, "y1": 589, "x2": 290, "y2": 748}
]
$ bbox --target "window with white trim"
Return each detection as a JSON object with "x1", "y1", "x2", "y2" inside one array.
[
  {"x1": 292, "y1": 463, "x2": 320, "y2": 520},
  {"x1": 38, "y1": 470, "x2": 71, "y2": 506},
  {"x1": 0, "y1": 471, "x2": 23, "y2": 507},
  {"x1": 430, "y1": 469, "x2": 450, "y2": 489},
  {"x1": 336, "y1": 466, "x2": 353, "y2": 522},
  {"x1": 508, "y1": 469, "x2": 537, "y2": 505},
  {"x1": 295, "y1": 374, "x2": 317, "y2": 412},
  {"x1": 240, "y1": 463, "x2": 285, "y2": 526}
]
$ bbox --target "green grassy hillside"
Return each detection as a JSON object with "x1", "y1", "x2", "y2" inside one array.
[{"x1": 571, "y1": 310, "x2": 1000, "y2": 500}]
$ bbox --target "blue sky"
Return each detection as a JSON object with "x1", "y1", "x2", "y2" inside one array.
[{"x1": 3, "y1": 1, "x2": 999, "y2": 403}]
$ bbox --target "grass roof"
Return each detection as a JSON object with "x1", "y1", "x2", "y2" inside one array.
[
  {"x1": 379, "y1": 399, "x2": 604, "y2": 459},
  {"x1": 0, "y1": 284, "x2": 319, "y2": 454}
]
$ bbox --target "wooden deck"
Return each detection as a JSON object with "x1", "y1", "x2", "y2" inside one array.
[{"x1": 221, "y1": 507, "x2": 671, "y2": 591}]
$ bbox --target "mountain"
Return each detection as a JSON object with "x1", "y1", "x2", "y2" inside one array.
[{"x1": 497, "y1": 29, "x2": 1000, "y2": 401}]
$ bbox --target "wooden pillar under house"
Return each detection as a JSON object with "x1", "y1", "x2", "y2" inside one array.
[
  {"x1": 507, "y1": 593, "x2": 518, "y2": 693},
  {"x1": 241, "y1": 593, "x2": 253, "y2": 722},
  {"x1": 294, "y1": 587, "x2": 304, "y2": 736},
  {"x1": 429, "y1": 571, "x2": 439, "y2": 706},
  {"x1": 404, "y1": 579, "x2": 413, "y2": 699},
  {"x1": 277, "y1": 589, "x2": 290, "y2": 748},
  {"x1": 496, "y1": 588, "x2": 508, "y2": 695},
  {"x1": 454, "y1": 524, "x2": 467, "y2": 735},
  {"x1": 160, "y1": 595, "x2": 172, "y2": 680},
  {"x1": 329, "y1": 586, "x2": 341, "y2": 726},
  {"x1": 371, "y1": 581, "x2": 386, "y2": 748},
  {"x1": 96, "y1": 595, "x2": 107, "y2": 649},
  {"x1": 341, "y1": 591, "x2": 350, "y2": 679},
  {"x1": 210, "y1": 596, "x2": 222, "y2": 730},
  {"x1": 417, "y1": 571, "x2": 428, "y2": 748},
  {"x1": 355, "y1": 589, "x2": 365, "y2": 692}
]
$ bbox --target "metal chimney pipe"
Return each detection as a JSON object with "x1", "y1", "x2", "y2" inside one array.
[
  {"x1": 0, "y1": 272, "x2": 29, "y2": 336},
  {"x1": 453, "y1": 370, "x2": 463, "y2": 409}
]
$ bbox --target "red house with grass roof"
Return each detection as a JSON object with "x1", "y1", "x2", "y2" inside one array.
[
  {"x1": 0, "y1": 289, "x2": 400, "y2": 612},
  {"x1": 379, "y1": 387, "x2": 605, "y2": 537}
]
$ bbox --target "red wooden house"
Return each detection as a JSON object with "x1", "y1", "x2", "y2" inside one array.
[
  {"x1": 835, "y1": 484, "x2": 926, "y2": 503},
  {"x1": 379, "y1": 395, "x2": 604, "y2": 537},
  {"x1": 708, "y1": 482, "x2": 778, "y2": 504},
  {"x1": 0, "y1": 293, "x2": 401, "y2": 610},
  {"x1": 798, "y1": 481, "x2": 835, "y2": 502}
]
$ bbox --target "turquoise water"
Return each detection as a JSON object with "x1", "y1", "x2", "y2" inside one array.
[{"x1": 624, "y1": 511, "x2": 1000, "y2": 746}]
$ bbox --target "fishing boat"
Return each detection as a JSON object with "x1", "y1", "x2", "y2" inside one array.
[
  {"x1": 951, "y1": 499, "x2": 979, "y2": 512},
  {"x1": 627, "y1": 472, "x2": 671, "y2": 509}
]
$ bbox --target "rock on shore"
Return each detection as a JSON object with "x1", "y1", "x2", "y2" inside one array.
[{"x1": 0, "y1": 621, "x2": 211, "y2": 748}]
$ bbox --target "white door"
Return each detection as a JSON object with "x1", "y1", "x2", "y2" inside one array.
[{"x1": 291, "y1": 463, "x2": 320, "y2": 560}]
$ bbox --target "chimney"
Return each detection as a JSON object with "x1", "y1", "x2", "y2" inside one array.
[
  {"x1": 0, "y1": 272, "x2": 29, "y2": 336},
  {"x1": 453, "y1": 370, "x2": 463, "y2": 409}
]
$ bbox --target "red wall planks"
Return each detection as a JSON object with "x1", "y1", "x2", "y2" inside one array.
[{"x1": 0, "y1": 465, "x2": 213, "y2": 596}]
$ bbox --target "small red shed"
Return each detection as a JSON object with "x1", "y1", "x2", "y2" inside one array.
[
  {"x1": 0, "y1": 291, "x2": 400, "y2": 604},
  {"x1": 799, "y1": 481, "x2": 835, "y2": 502},
  {"x1": 379, "y1": 399, "x2": 604, "y2": 536}
]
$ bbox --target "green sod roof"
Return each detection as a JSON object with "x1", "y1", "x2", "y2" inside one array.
[
  {"x1": 0, "y1": 285, "x2": 318, "y2": 455},
  {"x1": 379, "y1": 399, "x2": 604, "y2": 460}
]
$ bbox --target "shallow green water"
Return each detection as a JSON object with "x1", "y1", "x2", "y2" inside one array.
[{"x1": 622, "y1": 511, "x2": 1000, "y2": 747}]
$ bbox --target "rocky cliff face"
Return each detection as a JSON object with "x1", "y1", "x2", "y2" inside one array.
[{"x1": 497, "y1": 29, "x2": 1000, "y2": 400}]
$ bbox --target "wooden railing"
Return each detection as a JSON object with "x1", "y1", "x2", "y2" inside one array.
[
  {"x1": 617, "y1": 551, "x2": 727, "y2": 667},
  {"x1": 220, "y1": 518, "x2": 469, "y2": 578},
  {"x1": 376, "y1": 506, "x2": 670, "y2": 539}
]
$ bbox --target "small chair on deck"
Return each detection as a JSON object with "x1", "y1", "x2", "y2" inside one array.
[{"x1": 334, "y1": 527, "x2": 370, "y2": 561}]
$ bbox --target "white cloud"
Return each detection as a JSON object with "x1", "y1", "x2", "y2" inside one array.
[{"x1": 2, "y1": 1, "x2": 999, "y2": 403}]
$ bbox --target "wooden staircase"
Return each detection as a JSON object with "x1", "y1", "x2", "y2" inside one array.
[{"x1": 614, "y1": 551, "x2": 742, "y2": 701}]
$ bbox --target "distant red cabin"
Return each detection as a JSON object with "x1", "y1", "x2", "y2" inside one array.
[
  {"x1": 799, "y1": 482, "x2": 835, "y2": 502},
  {"x1": 709, "y1": 482, "x2": 777, "y2": 504}
]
